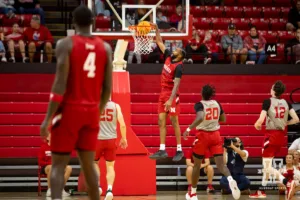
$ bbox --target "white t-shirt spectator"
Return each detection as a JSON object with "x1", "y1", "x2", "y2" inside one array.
[{"x1": 289, "y1": 138, "x2": 300, "y2": 151}]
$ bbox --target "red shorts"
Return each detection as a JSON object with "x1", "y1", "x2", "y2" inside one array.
[
  {"x1": 193, "y1": 130, "x2": 223, "y2": 157},
  {"x1": 94, "y1": 139, "x2": 117, "y2": 161},
  {"x1": 262, "y1": 130, "x2": 286, "y2": 158},
  {"x1": 50, "y1": 104, "x2": 100, "y2": 154},
  {"x1": 158, "y1": 90, "x2": 180, "y2": 116}
]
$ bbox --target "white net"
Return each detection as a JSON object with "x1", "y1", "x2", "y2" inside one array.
[{"x1": 129, "y1": 27, "x2": 156, "y2": 55}]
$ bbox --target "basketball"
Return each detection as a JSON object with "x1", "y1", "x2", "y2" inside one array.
[{"x1": 137, "y1": 21, "x2": 151, "y2": 36}]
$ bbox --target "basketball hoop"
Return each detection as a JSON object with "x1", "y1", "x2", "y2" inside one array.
[{"x1": 128, "y1": 24, "x2": 156, "y2": 55}]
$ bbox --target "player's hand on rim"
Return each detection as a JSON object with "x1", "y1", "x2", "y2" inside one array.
[
  {"x1": 164, "y1": 99, "x2": 172, "y2": 112},
  {"x1": 40, "y1": 119, "x2": 51, "y2": 141},
  {"x1": 119, "y1": 138, "x2": 128, "y2": 149}
]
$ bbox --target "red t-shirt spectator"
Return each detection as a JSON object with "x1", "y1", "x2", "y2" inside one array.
[
  {"x1": 170, "y1": 13, "x2": 182, "y2": 24},
  {"x1": 186, "y1": 149, "x2": 210, "y2": 164},
  {"x1": 23, "y1": 25, "x2": 53, "y2": 45},
  {"x1": 38, "y1": 142, "x2": 51, "y2": 167},
  {"x1": 204, "y1": 40, "x2": 218, "y2": 53},
  {"x1": 188, "y1": 38, "x2": 201, "y2": 49},
  {"x1": 5, "y1": 31, "x2": 24, "y2": 42}
]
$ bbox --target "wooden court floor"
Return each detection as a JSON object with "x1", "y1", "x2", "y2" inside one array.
[{"x1": 0, "y1": 192, "x2": 292, "y2": 200}]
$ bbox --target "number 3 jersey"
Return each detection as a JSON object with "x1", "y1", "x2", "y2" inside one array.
[
  {"x1": 194, "y1": 100, "x2": 224, "y2": 132},
  {"x1": 262, "y1": 98, "x2": 292, "y2": 130},
  {"x1": 64, "y1": 35, "x2": 107, "y2": 106},
  {"x1": 98, "y1": 101, "x2": 117, "y2": 140}
]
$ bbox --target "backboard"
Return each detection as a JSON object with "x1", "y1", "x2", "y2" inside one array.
[{"x1": 88, "y1": 0, "x2": 192, "y2": 40}]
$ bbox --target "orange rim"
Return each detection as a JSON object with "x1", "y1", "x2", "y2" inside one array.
[{"x1": 128, "y1": 24, "x2": 156, "y2": 31}]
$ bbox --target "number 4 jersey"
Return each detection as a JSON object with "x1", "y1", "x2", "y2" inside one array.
[
  {"x1": 263, "y1": 97, "x2": 292, "y2": 130},
  {"x1": 64, "y1": 35, "x2": 107, "y2": 106},
  {"x1": 194, "y1": 100, "x2": 224, "y2": 131}
]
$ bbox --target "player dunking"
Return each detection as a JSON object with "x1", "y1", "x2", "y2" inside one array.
[
  {"x1": 40, "y1": 5, "x2": 112, "y2": 200},
  {"x1": 149, "y1": 23, "x2": 186, "y2": 161},
  {"x1": 183, "y1": 85, "x2": 240, "y2": 200},
  {"x1": 94, "y1": 100, "x2": 128, "y2": 200},
  {"x1": 249, "y1": 81, "x2": 299, "y2": 199}
]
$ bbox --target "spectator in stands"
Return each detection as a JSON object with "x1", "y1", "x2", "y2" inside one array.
[
  {"x1": 127, "y1": 41, "x2": 141, "y2": 64},
  {"x1": 202, "y1": 30, "x2": 219, "y2": 64},
  {"x1": 221, "y1": 24, "x2": 247, "y2": 64},
  {"x1": 220, "y1": 137, "x2": 250, "y2": 195},
  {"x1": 95, "y1": 0, "x2": 110, "y2": 16},
  {"x1": 289, "y1": 136, "x2": 300, "y2": 154},
  {"x1": 16, "y1": 0, "x2": 45, "y2": 25},
  {"x1": 170, "y1": 4, "x2": 182, "y2": 28},
  {"x1": 5, "y1": 23, "x2": 28, "y2": 63},
  {"x1": 38, "y1": 135, "x2": 72, "y2": 197},
  {"x1": 285, "y1": 28, "x2": 300, "y2": 64},
  {"x1": 164, "y1": 28, "x2": 183, "y2": 52},
  {"x1": 0, "y1": 38, "x2": 7, "y2": 62},
  {"x1": 23, "y1": 15, "x2": 53, "y2": 63},
  {"x1": 293, "y1": 151, "x2": 300, "y2": 170},
  {"x1": 186, "y1": 139, "x2": 215, "y2": 194},
  {"x1": 137, "y1": 0, "x2": 152, "y2": 22},
  {"x1": 156, "y1": 9, "x2": 167, "y2": 23},
  {"x1": 243, "y1": 26, "x2": 267, "y2": 64},
  {"x1": 0, "y1": 0, "x2": 16, "y2": 15},
  {"x1": 287, "y1": 0, "x2": 300, "y2": 31}
]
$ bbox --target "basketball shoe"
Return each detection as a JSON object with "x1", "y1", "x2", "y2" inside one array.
[
  {"x1": 229, "y1": 179, "x2": 241, "y2": 200},
  {"x1": 206, "y1": 185, "x2": 215, "y2": 193},
  {"x1": 149, "y1": 150, "x2": 168, "y2": 160},
  {"x1": 105, "y1": 189, "x2": 113, "y2": 200},
  {"x1": 172, "y1": 151, "x2": 184, "y2": 161},
  {"x1": 185, "y1": 192, "x2": 198, "y2": 200},
  {"x1": 249, "y1": 190, "x2": 267, "y2": 198}
]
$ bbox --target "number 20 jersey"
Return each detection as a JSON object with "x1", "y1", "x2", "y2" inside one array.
[
  {"x1": 64, "y1": 35, "x2": 107, "y2": 106},
  {"x1": 196, "y1": 100, "x2": 222, "y2": 132},
  {"x1": 265, "y1": 97, "x2": 290, "y2": 130}
]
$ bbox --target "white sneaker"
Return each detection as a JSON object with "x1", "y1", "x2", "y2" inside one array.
[
  {"x1": 99, "y1": 187, "x2": 102, "y2": 195},
  {"x1": 204, "y1": 57, "x2": 211, "y2": 64},
  {"x1": 62, "y1": 190, "x2": 70, "y2": 197},
  {"x1": 190, "y1": 194, "x2": 198, "y2": 200},
  {"x1": 46, "y1": 189, "x2": 51, "y2": 197},
  {"x1": 104, "y1": 191, "x2": 113, "y2": 200},
  {"x1": 1, "y1": 57, "x2": 7, "y2": 62},
  {"x1": 229, "y1": 179, "x2": 241, "y2": 200},
  {"x1": 185, "y1": 192, "x2": 191, "y2": 200}
]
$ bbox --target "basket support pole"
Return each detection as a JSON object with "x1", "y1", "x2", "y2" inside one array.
[{"x1": 113, "y1": 39, "x2": 128, "y2": 71}]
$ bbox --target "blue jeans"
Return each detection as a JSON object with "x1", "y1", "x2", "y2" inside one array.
[
  {"x1": 248, "y1": 50, "x2": 267, "y2": 64},
  {"x1": 19, "y1": 7, "x2": 45, "y2": 25},
  {"x1": 220, "y1": 174, "x2": 250, "y2": 192},
  {"x1": 0, "y1": 7, "x2": 16, "y2": 14},
  {"x1": 211, "y1": 52, "x2": 219, "y2": 64},
  {"x1": 95, "y1": 0, "x2": 110, "y2": 16},
  {"x1": 0, "y1": 41, "x2": 5, "y2": 53}
]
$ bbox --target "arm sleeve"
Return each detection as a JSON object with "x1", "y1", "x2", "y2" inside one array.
[
  {"x1": 164, "y1": 49, "x2": 171, "y2": 60},
  {"x1": 175, "y1": 64, "x2": 183, "y2": 78},
  {"x1": 287, "y1": 101, "x2": 293, "y2": 110},
  {"x1": 262, "y1": 99, "x2": 271, "y2": 111},
  {"x1": 194, "y1": 102, "x2": 204, "y2": 112},
  {"x1": 216, "y1": 101, "x2": 224, "y2": 114}
]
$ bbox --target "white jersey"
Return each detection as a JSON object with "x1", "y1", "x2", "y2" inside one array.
[
  {"x1": 195, "y1": 100, "x2": 223, "y2": 132},
  {"x1": 98, "y1": 101, "x2": 117, "y2": 140},
  {"x1": 263, "y1": 97, "x2": 291, "y2": 130}
]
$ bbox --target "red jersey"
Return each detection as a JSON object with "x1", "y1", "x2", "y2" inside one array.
[
  {"x1": 161, "y1": 49, "x2": 183, "y2": 90},
  {"x1": 38, "y1": 142, "x2": 51, "y2": 167},
  {"x1": 23, "y1": 25, "x2": 53, "y2": 43},
  {"x1": 186, "y1": 149, "x2": 210, "y2": 164},
  {"x1": 5, "y1": 32, "x2": 24, "y2": 42},
  {"x1": 63, "y1": 35, "x2": 107, "y2": 106},
  {"x1": 280, "y1": 166, "x2": 296, "y2": 180}
]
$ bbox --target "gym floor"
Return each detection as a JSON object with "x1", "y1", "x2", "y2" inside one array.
[{"x1": 0, "y1": 192, "x2": 289, "y2": 200}]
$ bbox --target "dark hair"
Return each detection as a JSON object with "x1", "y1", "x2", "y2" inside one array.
[
  {"x1": 176, "y1": 4, "x2": 182, "y2": 8},
  {"x1": 73, "y1": 5, "x2": 94, "y2": 27},
  {"x1": 180, "y1": 48, "x2": 186, "y2": 60},
  {"x1": 202, "y1": 84, "x2": 216, "y2": 100},
  {"x1": 250, "y1": 25, "x2": 257, "y2": 30},
  {"x1": 273, "y1": 80, "x2": 285, "y2": 97}
]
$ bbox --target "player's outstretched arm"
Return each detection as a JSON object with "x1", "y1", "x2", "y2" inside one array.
[
  {"x1": 183, "y1": 111, "x2": 205, "y2": 140},
  {"x1": 152, "y1": 23, "x2": 166, "y2": 53},
  {"x1": 40, "y1": 37, "x2": 71, "y2": 139},
  {"x1": 288, "y1": 108, "x2": 300, "y2": 125},
  {"x1": 116, "y1": 104, "x2": 127, "y2": 149},
  {"x1": 100, "y1": 42, "x2": 113, "y2": 113},
  {"x1": 255, "y1": 110, "x2": 267, "y2": 130}
]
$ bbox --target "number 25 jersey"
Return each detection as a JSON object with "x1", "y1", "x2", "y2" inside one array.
[
  {"x1": 64, "y1": 35, "x2": 107, "y2": 106},
  {"x1": 195, "y1": 100, "x2": 224, "y2": 132}
]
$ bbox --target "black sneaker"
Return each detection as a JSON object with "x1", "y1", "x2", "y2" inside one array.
[
  {"x1": 149, "y1": 150, "x2": 168, "y2": 160},
  {"x1": 172, "y1": 151, "x2": 184, "y2": 162}
]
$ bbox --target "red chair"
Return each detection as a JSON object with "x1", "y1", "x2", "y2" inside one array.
[
  {"x1": 224, "y1": 6, "x2": 244, "y2": 18},
  {"x1": 194, "y1": 18, "x2": 212, "y2": 30},
  {"x1": 281, "y1": 7, "x2": 290, "y2": 19},
  {"x1": 2, "y1": 14, "x2": 21, "y2": 26},
  {"x1": 163, "y1": 5, "x2": 176, "y2": 17},
  {"x1": 211, "y1": 30, "x2": 220, "y2": 41},
  {"x1": 237, "y1": 0, "x2": 254, "y2": 6},
  {"x1": 238, "y1": 30, "x2": 249, "y2": 39},
  {"x1": 224, "y1": 0, "x2": 237, "y2": 5},
  {"x1": 231, "y1": 18, "x2": 251, "y2": 30},
  {"x1": 190, "y1": 6, "x2": 206, "y2": 17},
  {"x1": 255, "y1": 0, "x2": 274, "y2": 6},
  {"x1": 244, "y1": 6, "x2": 263, "y2": 18},
  {"x1": 259, "y1": 30, "x2": 278, "y2": 43},
  {"x1": 197, "y1": 29, "x2": 205, "y2": 39},
  {"x1": 250, "y1": 18, "x2": 270, "y2": 30},
  {"x1": 21, "y1": 14, "x2": 36, "y2": 26},
  {"x1": 274, "y1": 0, "x2": 292, "y2": 6},
  {"x1": 212, "y1": 18, "x2": 232, "y2": 30},
  {"x1": 38, "y1": 165, "x2": 48, "y2": 196},
  {"x1": 270, "y1": 18, "x2": 287, "y2": 31},
  {"x1": 263, "y1": 7, "x2": 281, "y2": 18},
  {"x1": 277, "y1": 31, "x2": 295, "y2": 43},
  {"x1": 206, "y1": 6, "x2": 224, "y2": 18},
  {"x1": 95, "y1": 16, "x2": 111, "y2": 29}
]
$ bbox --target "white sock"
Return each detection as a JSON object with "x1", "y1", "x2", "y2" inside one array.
[
  {"x1": 191, "y1": 187, "x2": 197, "y2": 194},
  {"x1": 108, "y1": 185, "x2": 113, "y2": 191},
  {"x1": 227, "y1": 176, "x2": 233, "y2": 182},
  {"x1": 159, "y1": 144, "x2": 165, "y2": 150},
  {"x1": 177, "y1": 144, "x2": 182, "y2": 151}
]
